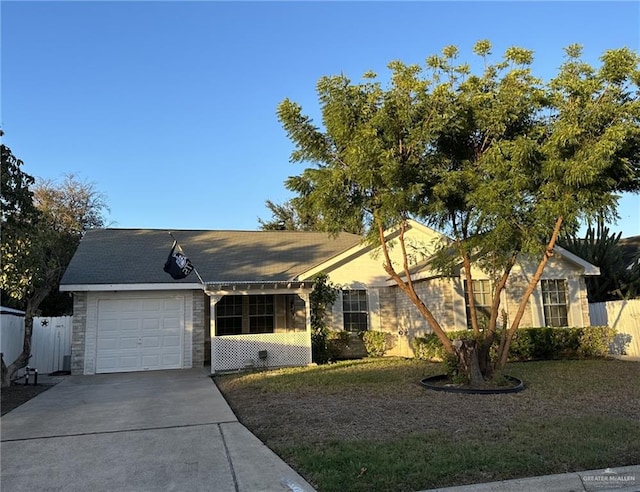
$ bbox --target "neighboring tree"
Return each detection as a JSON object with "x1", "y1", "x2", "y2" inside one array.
[
  {"x1": 561, "y1": 219, "x2": 640, "y2": 301},
  {"x1": 259, "y1": 198, "x2": 364, "y2": 234},
  {"x1": 259, "y1": 199, "x2": 317, "y2": 231},
  {"x1": 278, "y1": 42, "x2": 640, "y2": 386},
  {"x1": 1, "y1": 143, "x2": 40, "y2": 310},
  {"x1": 33, "y1": 174, "x2": 110, "y2": 316},
  {"x1": 1, "y1": 165, "x2": 109, "y2": 387}
]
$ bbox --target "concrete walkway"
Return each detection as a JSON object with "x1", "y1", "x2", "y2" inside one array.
[{"x1": 0, "y1": 369, "x2": 315, "y2": 492}]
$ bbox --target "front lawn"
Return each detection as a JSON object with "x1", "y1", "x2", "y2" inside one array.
[{"x1": 215, "y1": 358, "x2": 640, "y2": 492}]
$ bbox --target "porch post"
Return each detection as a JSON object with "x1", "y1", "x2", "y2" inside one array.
[
  {"x1": 206, "y1": 294, "x2": 223, "y2": 374},
  {"x1": 298, "y1": 292, "x2": 313, "y2": 364}
]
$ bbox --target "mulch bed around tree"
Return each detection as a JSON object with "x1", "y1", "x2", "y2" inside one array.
[{"x1": 1, "y1": 384, "x2": 54, "y2": 416}]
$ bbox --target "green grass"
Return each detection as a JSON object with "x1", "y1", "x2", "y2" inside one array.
[
  {"x1": 282, "y1": 416, "x2": 640, "y2": 492},
  {"x1": 216, "y1": 358, "x2": 640, "y2": 491}
]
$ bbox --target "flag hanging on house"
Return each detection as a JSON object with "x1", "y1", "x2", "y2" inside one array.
[{"x1": 164, "y1": 240, "x2": 194, "y2": 280}]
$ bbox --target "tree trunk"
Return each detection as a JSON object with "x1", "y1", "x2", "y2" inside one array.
[
  {"x1": 452, "y1": 339, "x2": 484, "y2": 387},
  {"x1": 376, "y1": 218, "x2": 455, "y2": 355},
  {"x1": 477, "y1": 342, "x2": 494, "y2": 380},
  {"x1": 1, "y1": 312, "x2": 34, "y2": 387},
  {"x1": 495, "y1": 216, "x2": 564, "y2": 370},
  {"x1": 1, "y1": 287, "x2": 52, "y2": 388}
]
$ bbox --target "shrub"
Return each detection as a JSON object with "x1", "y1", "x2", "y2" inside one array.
[
  {"x1": 509, "y1": 326, "x2": 616, "y2": 360},
  {"x1": 578, "y1": 326, "x2": 617, "y2": 358},
  {"x1": 412, "y1": 326, "x2": 617, "y2": 362},
  {"x1": 326, "y1": 330, "x2": 352, "y2": 360},
  {"x1": 412, "y1": 330, "x2": 468, "y2": 361},
  {"x1": 309, "y1": 273, "x2": 339, "y2": 364},
  {"x1": 362, "y1": 331, "x2": 397, "y2": 357}
]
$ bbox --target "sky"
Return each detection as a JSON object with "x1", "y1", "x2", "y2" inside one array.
[{"x1": 2, "y1": 0, "x2": 639, "y2": 237}]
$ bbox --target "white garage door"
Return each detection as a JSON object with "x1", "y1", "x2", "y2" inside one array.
[{"x1": 96, "y1": 296, "x2": 184, "y2": 373}]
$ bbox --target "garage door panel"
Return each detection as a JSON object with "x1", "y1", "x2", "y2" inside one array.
[
  {"x1": 119, "y1": 355, "x2": 143, "y2": 370},
  {"x1": 163, "y1": 335, "x2": 181, "y2": 348},
  {"x1": 99, "y1": 319, "x2": 119, "y2": 330},
  {"x1": 96, "y1": 296, "x2": 184, "y2": 373},
  {"x1": 162, "y1": 354, "x2": 181, "y2": 366},
  {"x1": 142, "y1": 318, "x2": 160, "y2": 330},
  {"x1": 97, "y1": 356, "x2": 118, "y2": 370},
  {"x1": 142, "y1": 299, "x2": 162, "y2": 312},
  {"x1": 99, "y1": 300, "x2": 122, "y2": 313},
  {"x1": 163, "y1": 298, "x2": 182, "y2": 311},
  {"x1": 119, "y1": 337, "x2": 139, "y2": 350},
  {"x1": 97, "y1": 337, "x2": 118, "y2": 350},
  {"x1": 142, "y1": 354, "x2": 160, "y2": 367},
  {"x1": 142, "y1": 337, "x2": 160, "y2": 348}
]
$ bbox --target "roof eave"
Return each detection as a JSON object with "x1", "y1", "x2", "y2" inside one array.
[
  {"x1": 59, "y1": 283, "x2": 203, "y2": 292},
  {"x1": 553, "y1": 246, "x2": 601, "y2": 276}
]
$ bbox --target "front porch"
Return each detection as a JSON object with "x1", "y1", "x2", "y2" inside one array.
[{"x1": 206, "y1": 281, "x2": 313, "y2": 373}]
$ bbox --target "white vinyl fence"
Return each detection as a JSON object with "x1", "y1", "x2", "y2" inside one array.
[
  {"x1": 1, "y1": 309, "x2": 73, "y2": 375},
  {"x1": 1, "y1": 308, "x2": 26, "y2": 367},
  {"x1": 31, "y1": 316, "x2": 73, "y2": 374},
  {"x1": 590, "y1": 299, "x2": 640, "y2": 357}
]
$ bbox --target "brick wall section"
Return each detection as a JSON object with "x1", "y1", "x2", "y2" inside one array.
[
  {"x1": 377, "y1": 286, "x2": 397, "y2": 331},
  {"x1": 392, "y1": 278, "x2": 457, "y2": 334},
  {"x1": 380, "y1": 278, "x2": 457, "y2": 357},
  {"x1": 192, "y1": 291, "x2": 205, "y2": 368},
  {"x1": 70, "y1": 292, "x2": 87, "y2": 375}
]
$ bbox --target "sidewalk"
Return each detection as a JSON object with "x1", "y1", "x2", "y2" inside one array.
[{"x1": 421, "y1": 465, "x2": 640, "y2": 492}]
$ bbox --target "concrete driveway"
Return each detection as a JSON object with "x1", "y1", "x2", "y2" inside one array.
[{"x1": 1, "y1": 369, "x2": 315, "y2": 492}]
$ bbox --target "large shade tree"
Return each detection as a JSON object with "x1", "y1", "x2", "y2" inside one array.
[
  {"x1": 0, "y1": 154, "x2": 109, "y2": 386},
  {"x1": 277, "y1": 42, "x2": 640, "y2": 386}
]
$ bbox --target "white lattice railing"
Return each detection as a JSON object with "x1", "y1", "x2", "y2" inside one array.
[{"x1": 211, "y1": 331, "x2": 312, "y2": 373}]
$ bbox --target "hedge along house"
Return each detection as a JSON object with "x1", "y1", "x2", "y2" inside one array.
[{"x1": 60, "y1": 221, "x2": 600, "y2": 374}]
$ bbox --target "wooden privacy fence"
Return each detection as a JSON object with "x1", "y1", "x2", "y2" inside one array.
[
  {"x1": 589, "y1": 299, "x2": 640, "y2": 357},
  {"x1": 1, "y1": 309, "x2": 73, "y2": 375}
]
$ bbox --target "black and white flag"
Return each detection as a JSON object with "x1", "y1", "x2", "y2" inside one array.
[{"x1": 164, "y1": 241, "x2": 194, "y2": 280}]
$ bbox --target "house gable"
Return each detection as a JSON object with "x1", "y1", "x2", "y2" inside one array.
[{"x1": 298, "y1": 220, "x2": 445, "y2": 285}]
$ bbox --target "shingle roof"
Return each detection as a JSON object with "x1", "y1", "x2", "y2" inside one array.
[{"x1": 60, "y1": 228, "x2": 363, "y2": 286}]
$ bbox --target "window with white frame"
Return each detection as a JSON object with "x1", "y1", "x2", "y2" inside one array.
[
  {"x1": 215, "y1": 295, "x2": 274, "y2": 335},
  {"x1": 342, "y1": 290, "x2": 368, "y2": 332},
  {"x1": 541, "y1": 279, "x2": 569, "y2": 327},
  {"x1": 216, "y1": 295, "x2": 243, "y2": 335},
  {"x1": 249, "y1": 295, "x2": 274, "y2": 334},
  {"x1": 464, "y1": 279, "x2": 492, "y2": 329}
]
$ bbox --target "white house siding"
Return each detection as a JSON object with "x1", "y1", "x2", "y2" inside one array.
[{"x1": 78, "y1": 290, "x2": 194, "y2": 375}]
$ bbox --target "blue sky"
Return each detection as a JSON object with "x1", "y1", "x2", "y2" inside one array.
[{"x1": 2, "y1": 1, "x2": 639, "y2": 237}]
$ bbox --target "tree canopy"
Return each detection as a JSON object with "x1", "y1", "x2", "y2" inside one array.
[
  {"x1": 277, "y1": 41, "x2": 640, "y2": 384},
  {"x1": 1, "y1": 146, "x2": 109, "y2": 385}
]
